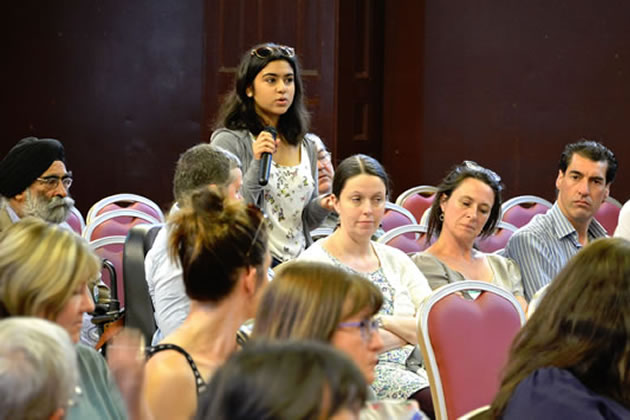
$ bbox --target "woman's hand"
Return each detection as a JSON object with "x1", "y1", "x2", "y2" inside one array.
[
  {"x1": 107, "y1": 328, "x2": 153, "y2": 420},
  {"x1": 253, "y1": 130, "x2": 279, "y2": 160}
]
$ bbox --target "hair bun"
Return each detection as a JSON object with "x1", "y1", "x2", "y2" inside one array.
[{"x1": 191, "y1": 186, "x2": 225, "y2": 215}]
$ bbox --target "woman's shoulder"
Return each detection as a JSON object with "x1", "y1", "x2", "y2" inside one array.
[
  {"x1": 298, "y1": 238, "x2": 329, "y2": 261},
  {"x1": 485, "y1": 253, "x2": 521, "y2": 275},
  {"x1": 505, "y1": 367, "x2": 630, "y2": 419},
  {"x1": 76, "y1": 343, "x2": 108, "y2": 371},
  {"x1": 372, "y1": 241, "x2": 415, "y2": 263},
  {"x1": 210, "y1": 128, "x2": 250, "y2": 144},
  {"x1": 410, "y1": 251, "x2": 442, "y2": 267}
]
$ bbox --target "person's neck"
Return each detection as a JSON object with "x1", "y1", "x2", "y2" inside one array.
[
  {"x1": 428, "y1": 230, "x2": 477, "y2": 261},
  {"x1": 173, "y1": 297, "x2": 247, "y2": 357},
  {"x1": 7, "y1": 198, "x2": 24, "y2": 218},
  {"x1": 558, "y1": 204, "x2": 591, "y2": 245},
  {"x1": 325, "y1": 228, "x2": 373, "y2": 260}
]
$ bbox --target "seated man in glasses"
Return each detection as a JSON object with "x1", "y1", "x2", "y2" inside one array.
[{"x1": 0, "y1": 136, "x2": 75, "y2": 233}]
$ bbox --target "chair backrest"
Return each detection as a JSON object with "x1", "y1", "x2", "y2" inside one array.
[
  {"x1": 86, "y1": 193, "x2": 165, "y2": 224},
  {"x1": 594, "y1": 196, "x2": 622, "y2": 235},
  {"x1": 475, "y1": 221, "x2": 518, "y2": 254},
  {"x1": 418, "y1": 281, "x2": 525, "y2": 420},
  {"x1": 310, "y1": 226, "x2": 335, "y2": 242},
  {"x1": 395, "y1": 185, "x2": 438, "y2": 223},
  {"x1": 66, "y1": 206, "x2": 86, "y2": 235},
  {"x1": 123, "y1": 224, "x2": 162, "y2": 344},
  {"x1": 500, "y1": 195, "x2": 553, "y2": 228},
  {"x1": 83, "y1": 209, "x2": 161, "y2": 242},
  {"x1": 89, "y1": 236, "x2": 127, "y2": 306},
  {"x1": 382, "y1": 202, "x2": 418, "y2": 235},
  {"x1": 377, "y1": 224, "x2": 432, "y2": 254}
]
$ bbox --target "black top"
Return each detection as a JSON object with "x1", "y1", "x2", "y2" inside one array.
[{"x1": 146, "y1": 343, "x2": 207, "y2": 395}]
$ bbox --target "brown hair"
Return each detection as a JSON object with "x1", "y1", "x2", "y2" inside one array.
[
  {"x1": 490, "y1": 237, "x2": 630, "y2": 416},
  {"x1": 252, "y1": 261, "x2": 382, "y2": 342},
  {"x1": 168, "y1": 185, "x2": 268, "y2": 302}
]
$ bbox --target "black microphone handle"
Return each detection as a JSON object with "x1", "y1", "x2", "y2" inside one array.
[
  {"x1": 259, "y1": 152, "x2": 272, "y2": 186},
  {"x1": 258, "y1": 126, "x2": 277, "y2": 186}
]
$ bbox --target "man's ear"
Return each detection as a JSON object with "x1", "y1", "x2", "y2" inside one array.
[
  {"x1": 555, "y1": 170, "x2": 564, "y2": 190},
  {"x1": 603, "y1": 184, "x2": 610, "y2": 203},
  {"x1": 12, "y1": 189, "x2": 26, "y2": 204}
]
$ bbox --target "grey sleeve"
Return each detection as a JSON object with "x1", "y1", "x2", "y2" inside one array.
[{"x1": 211, "y1": 129, "x2": 264, "y2": 205}]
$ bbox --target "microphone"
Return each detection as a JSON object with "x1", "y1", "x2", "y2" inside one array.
[{"x1": 258, "y1": 126, "x2": 277, "y2": 186}]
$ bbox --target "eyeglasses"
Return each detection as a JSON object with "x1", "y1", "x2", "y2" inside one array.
[
  {"x1": 250, "y1": 45, "x2": 296, "y2": 59},
  {"x1": 338, "y1": 318, "x2": 380, "y2": 342},
  {"x1": 461, "y1": 160, "x2": 501, "y2": 184},
  {"x1": 317, "y1": 150, "x2": 331, "y2": 164},
  {"x1": 36, "y1": 173, "x2": 73, "y2": 190}
]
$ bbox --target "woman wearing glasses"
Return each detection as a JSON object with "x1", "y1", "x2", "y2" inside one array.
[
  {"x1": 144, "y1": 186, "x2": 271, "y2": 420},
  {"x1": 411, "y1": 161, "x2": 527, "y2": 312},
  {"x1": 298, "y1": 155, "x2": 434, "y2": 417},
  {"x1": 252, "y1": 261, "x2": 423, "y2": 419},
  {"x1": 211, "y1": 42, "x2": 330, "y2": 266}
]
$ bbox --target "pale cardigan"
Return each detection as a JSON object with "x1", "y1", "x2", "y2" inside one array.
[{"x1": 299, "y1": 239, "x2": 432, "y2": 314}]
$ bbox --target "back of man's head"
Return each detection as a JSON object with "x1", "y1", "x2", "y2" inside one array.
[
  {"x1": 0, "y1": 137, "x2": 66, "y2": 198},
  {"x1": 0, "y1": 317, "x2": 78, "y2": 420},
  {"x1": 558, "y1": 140, "x2": 618, "y2": 184},
  {"x1": 173, "y1": 144, "x2": 239, "y2": 203}
]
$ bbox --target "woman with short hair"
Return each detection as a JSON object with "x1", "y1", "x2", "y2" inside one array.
[{"x1": 0, "y1": 217, "x2": 145, "y2": 419}]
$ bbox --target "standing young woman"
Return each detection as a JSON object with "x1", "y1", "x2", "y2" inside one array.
[
  {"x1": 211, "y1": 42, "x2": 330, "y2": 265},
  {"x1": 298, "y1": 155, "x2": 434, "y2": 417}
]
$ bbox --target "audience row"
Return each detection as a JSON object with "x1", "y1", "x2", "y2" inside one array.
[{"x1": 0, "y1": 40, "x2": 629, "y2": 419}]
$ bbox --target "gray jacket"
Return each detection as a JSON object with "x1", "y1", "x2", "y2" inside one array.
[{"x1": 210, "y1": 128, "x2": 329, "y2": 247}]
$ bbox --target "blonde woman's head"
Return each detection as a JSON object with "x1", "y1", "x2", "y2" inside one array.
[{"x1": 0, "y1": 218, "x2": 100, "y2": 341}]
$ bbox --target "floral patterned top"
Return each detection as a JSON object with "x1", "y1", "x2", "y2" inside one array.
[
  {"x1": 264, "y1": 143, "x2": 315, "y2": 262},
  {"x1": 319, "y1": 247, "x2": 429, "y2": 400}
]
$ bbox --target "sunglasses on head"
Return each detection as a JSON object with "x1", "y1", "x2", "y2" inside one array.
[{"x1": 250, "y1": 45, "x2": 295, "y2": 59}]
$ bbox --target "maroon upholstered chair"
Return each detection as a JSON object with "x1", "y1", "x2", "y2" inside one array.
[
  {"x1": 418, "y1": 281, "x2": 525, "y2": 420},
  {"x1": 381, "y1": 202, "x2": 418, "y2": 238},
  {"x1": 83, "y1": 209, "x2": 160, "y2": 242},
  {"x1": 594, "y1": 196, "x2": 622, "y2": 235},
  {"x1": 475, "y1": 221, "x2": 518, "y2": 254},
  {"x1": 377, "y1": 224, "x2": 433, "y2": 255},
  {"x1": 395, "y1": 185, "x2": 438, "y2": 223},
  {"x1": 86, "y1": 193, "x2": 165, "y2": 224},
  {"x1": 500, "y1": 195, "x2": 552, "y2": 229},
  {"x1": 66, "y1": 206, "x2": 86, "y2": 235}
]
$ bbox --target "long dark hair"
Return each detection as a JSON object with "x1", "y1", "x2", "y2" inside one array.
[
  {"x1": 213, "y1": 42, "x2": 310, "y2": 146},
  {"x1": 490, "y1": 238, "x2": 630, "y2": 416}
]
